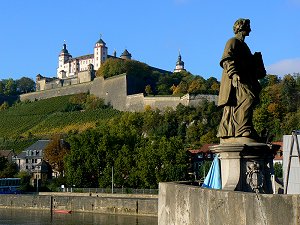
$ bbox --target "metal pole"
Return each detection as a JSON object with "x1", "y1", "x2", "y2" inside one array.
[
  {"x1": 112, "y1": 166, "x2": 114, "y2": 194},
  {"x1": 36, "y1": 174, "x2": 39, "y2": 193}
]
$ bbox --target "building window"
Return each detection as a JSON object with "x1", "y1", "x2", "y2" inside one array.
[
  {"x1": 26, "y1": 159, "x2": 28, "y2": 163},
  {"x1": 32, "y1": 159, "x2": 34, "y2": 163},
  {"x1": 35, "y1": 159, "x2": 37, "y2": 163}
]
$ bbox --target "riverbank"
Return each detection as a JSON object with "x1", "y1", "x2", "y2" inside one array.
[{"x1": 0, "y1": 192, "x2": 158, "y2": 216}]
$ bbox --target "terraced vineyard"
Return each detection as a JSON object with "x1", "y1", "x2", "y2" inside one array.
[{"x1": 0, "y1": 95, "x2": 121, "y2": 138}]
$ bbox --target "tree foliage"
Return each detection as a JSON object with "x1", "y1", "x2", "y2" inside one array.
[
  {"x1": 95, "y1": 59, "x2": 220, "y2": 96},
  {"x1": 44, "y1": 135, "x2": 70, "y2": 174},
  {"x1": 64, "y1": 102, "x2": 222, "y2": 188},
  {"x1": 254, "y1": 73, "x2": 300, "y2": 141},
  {"x1": 0, "y1": 77, "x2": 35, "y2": 96},
  {"x1": 16, "y1": 77, "x2": 35, "y2": 93},
  {"x1": 0, "y1": 156, "x2": 18, "y2": 178}
]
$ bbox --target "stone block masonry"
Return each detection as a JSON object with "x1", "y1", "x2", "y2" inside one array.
[
  {"x1": 159, "y1": 182, "x2": 300, "y2": 225},
  {"x1": 0, "y1": 193, "x2": 158, "y2": 216}
]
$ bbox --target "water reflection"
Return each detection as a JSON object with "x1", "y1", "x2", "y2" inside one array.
[{"x1": 0, "y1": 208, "x2": 158, "y2": 225}]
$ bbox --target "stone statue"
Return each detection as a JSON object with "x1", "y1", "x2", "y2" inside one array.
[{"x1": 217, "y1": 18, "x2": 266, "y2": 143}]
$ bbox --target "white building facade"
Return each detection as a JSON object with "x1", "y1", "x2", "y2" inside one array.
[{"x1": 57, "y1": 38, "x2": 108, "y2": 79}]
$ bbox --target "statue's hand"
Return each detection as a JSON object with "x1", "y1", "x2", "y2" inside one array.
[{"x1": 232, "y1": 74, "x2": 240, "y2": 88}]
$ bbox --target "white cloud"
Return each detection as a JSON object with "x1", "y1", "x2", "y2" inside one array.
[{"x1": 266, "y1": 58, "x2": 300, "y2": 76}]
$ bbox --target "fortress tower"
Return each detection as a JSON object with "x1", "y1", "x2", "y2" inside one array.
[
  {"x1": 57, "y1": 43, "x2": 72, "y2": 79},
  {"x1": 174, "y1": 51, "x2": 185, "y2": 73},
  {"x1": 120, "y1": 49, "x2": 132, "y2": 60},
  {"x1": 93, "y1": 38, "x2": 108, "y2": 70}
]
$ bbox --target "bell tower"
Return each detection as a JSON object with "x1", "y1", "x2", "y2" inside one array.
[
  {"x1": 57, "y1": 42, "x2": 72, "y2": 78},
  {"x1": 94, "y1": 36, "x2": 108, "y2": 71},
  {"x1": 174, "y1": 51, "x2": 185, "y2": 73}
]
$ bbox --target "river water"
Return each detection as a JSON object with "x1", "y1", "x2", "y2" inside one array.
[{"x1": 0, "y1": 208, "x2": 158, "y2": 225}]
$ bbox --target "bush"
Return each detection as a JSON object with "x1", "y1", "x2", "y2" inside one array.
[{"x1": 274, "y1": 162, "x2": 283, "y2": 178}]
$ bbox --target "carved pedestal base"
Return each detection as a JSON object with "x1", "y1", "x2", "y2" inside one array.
[{"x1": 210, "y1": 142, "x2": 279, "y2": 193}]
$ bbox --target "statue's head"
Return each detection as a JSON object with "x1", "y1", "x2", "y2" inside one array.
[{"x1": 233, "y1": 18, "x2": 251, "y2": 34}]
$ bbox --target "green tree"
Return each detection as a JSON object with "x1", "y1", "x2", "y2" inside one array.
[
  {"x1": 96, "y1": 58, "x2": 125, "y2": 78},
  {"x1": 188, "y1": 76, "x2": 206, "y2": 94},
  {"x1": 173, "y1": 81, "x2": 188, "y2": 95},
  {"x1": 274, "y1": 162, "x2": 283, "y2": 178},
  {"x1": 145, "y1": 84, "x2": 152, "y2": 96},
  {"x1": 16, "y1": 77, "x2": 35, "y2": 93},
  {"x1": 65, "y1": 129, "x2": 105, "y2": 187},
  {"x1": 206, "y1": 77, "x2": 220, "y2": 94},
  {"x1": 4, "y1": 78, "x2": 17, "y2": 95},
  {"x1": 0, "y1": 81, "x2": 4, "y2": 94},
  {"x1": 0, "y1": 156, "x2": 18, "y2": 178},
  {"x1": 155, "y1": 136, "x2": 187, "y2": 182},
  {"x1": 16, "y1": 171, "x2": 33, "y2": 192},
  {"x1": 281, "y1": 74, "x2": 297, "y2": 112}
]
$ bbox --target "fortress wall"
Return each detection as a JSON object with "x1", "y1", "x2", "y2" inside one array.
[
  {"x1": 89, "y1": 77, "x2": 105, "y2": 98},
  {"x1": 21, "y1": 74, "x2": 218, "y2": 112},
  {"x1": 144, "y1": 96, "x2": 186, "y2": 110},
  {"x1": 159, "y1": 182, "x2": 299, "y2": 225},
  {"x1": 20, "y1": 82, "x2": 93, "y2": 101},
  {"x1": 91, "y1": 74, "x2": 128, "y2": 111},
  {"x1": 187, "y1": 94, "x2": 218, "y2": 107},
  {"x1": 126, "y1": 93, "x2": 145, "y2": 112}
]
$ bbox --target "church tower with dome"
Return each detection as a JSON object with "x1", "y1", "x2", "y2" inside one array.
[{"x1": 174, "y1": 51, "x2": 186, "y2": 73}]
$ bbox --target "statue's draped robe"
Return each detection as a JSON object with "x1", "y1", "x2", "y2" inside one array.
[{"x1": 217, "y1": 37, "x2": 265, "y2": 138}]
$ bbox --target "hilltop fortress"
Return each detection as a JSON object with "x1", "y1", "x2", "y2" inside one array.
[{"x1": 20, "y1": 37, "x2": 217, "y2": 111}]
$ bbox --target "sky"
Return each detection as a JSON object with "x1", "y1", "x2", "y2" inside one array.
[{"x1": 1, "y1": 0, "x2": 300, "y2": 82}]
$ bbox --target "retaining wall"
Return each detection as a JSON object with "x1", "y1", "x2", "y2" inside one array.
[
  {"x1": 159, "y1": 182, "x2": 299, "y2": 225},
  {"x1": 0, "y1": 193, "x2": 158, "y2": 216}
]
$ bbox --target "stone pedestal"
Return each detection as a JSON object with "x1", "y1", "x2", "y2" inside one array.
[{"x1": 210, "y1": 142, "x2": 279, "y2": 193}]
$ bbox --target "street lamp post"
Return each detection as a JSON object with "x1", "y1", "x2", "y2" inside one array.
[{"x1": 112, "y1": 166, "x2": 114, "y2": 194}]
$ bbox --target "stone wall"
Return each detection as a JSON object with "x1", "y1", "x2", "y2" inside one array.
[
  {"x1": 20, "y1": 82, "x2": 92, "y2": 101},
  {"x1": 20, "y1": 74, "x2": 218, "y2": 112},
  {"x1": 158, "y1": 182, "x2": 300, "y2": 225},
  {"x1": 144, "y1": 96, "x2": 186, "y2": 110},
  {"x1": 0, "y1": 193, "x2": 158, "y2": 216},
  {"x1": 126, "y1": 93, "x2": 145, "y2": 112}
]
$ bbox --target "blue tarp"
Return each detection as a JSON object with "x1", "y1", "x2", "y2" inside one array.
[{"x1": 202, "y1": 155, "x2": 222, "y2": 189}]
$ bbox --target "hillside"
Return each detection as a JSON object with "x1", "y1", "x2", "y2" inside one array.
[{"x1": 0, "y1": 95, "x2": 121, "y2": 151}]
